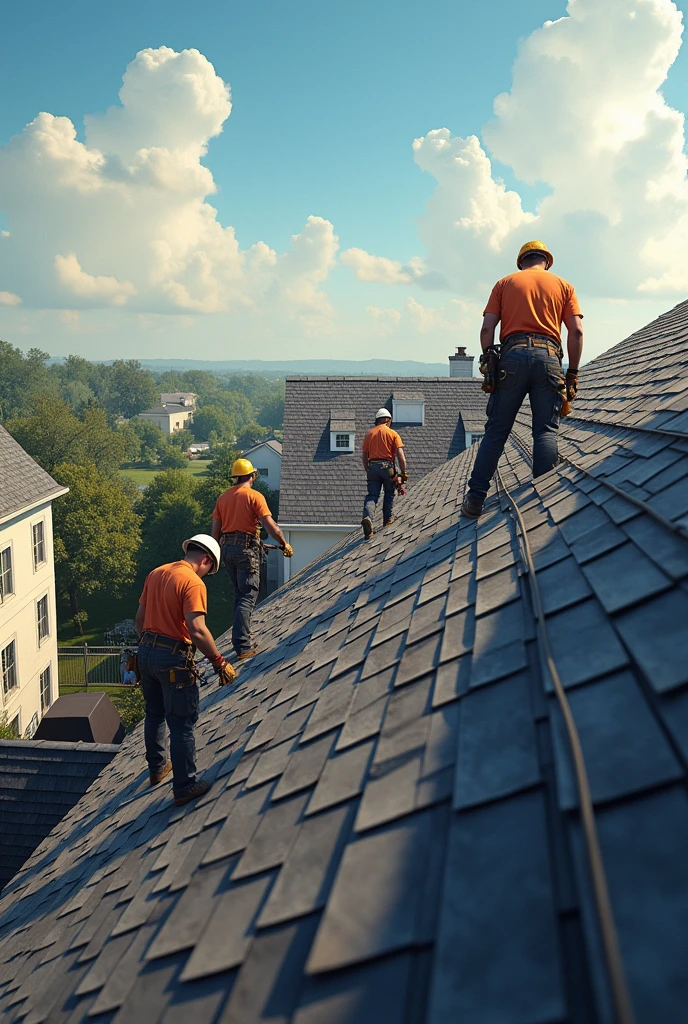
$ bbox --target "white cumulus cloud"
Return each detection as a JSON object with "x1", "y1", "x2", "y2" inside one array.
[
  {"x1": 0, "y1": 291, "x2": 21, "y2": 306},
  {"x1": 0, "y1": 46, "x2": 338, "y2": 330},
  {"x1": 346, "y1": 0, "x2": 688, "y2": 302}
]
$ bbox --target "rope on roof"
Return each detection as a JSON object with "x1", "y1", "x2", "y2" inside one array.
[{"x1": 497, "y1": 469, "x2": 637, "y2": 1024}]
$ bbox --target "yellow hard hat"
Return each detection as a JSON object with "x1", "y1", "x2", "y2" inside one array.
[
  {"x1": 232, "y1": 457, "x2": 257, "y2": 477},
  {"x1": 517, "y1": 240, "x2": 553, "y2": 270}
]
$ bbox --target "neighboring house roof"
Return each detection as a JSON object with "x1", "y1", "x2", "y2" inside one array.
[
  {"x1": 280, "y1": 377, "x2": 486, "y2": 525},
  {"x1": 0, "y1": 740, "x2": 119, "y2": 892},
  {"x1": 138, "y1": 404, "x2": 190, "y2": 417},
  {"x1": 1, "y1": 304, "x2": 688, "y2": 1021},
  {"x1": 242, "y1": 438, "x2": 283, "y2": 458},
  {"x1": 0, "y1": 425, "x2": 68, "y2": 522}
]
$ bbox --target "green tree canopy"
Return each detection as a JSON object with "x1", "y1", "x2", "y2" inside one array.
[
  {"x1": 191, "y1": 404, "x2": 235, "y2": 442},
  {"x1": 137, "y1": 470, "x2": 204, "y2": 573},
  {"x1": 102, "y1": 360, "x2": 159, "y2": 419},
  {"x1": 6, "y1": 396, "x2": 128, "y2": 474},
  {"x1": 127, "y1": 418, "x2": 169, "y2": 465},
  {"x1": 52, "y1": 462, "x2": 141, "y2": 633},
  {"x1": 0, "y1": 342, "x2": 57, "y2": 419}
]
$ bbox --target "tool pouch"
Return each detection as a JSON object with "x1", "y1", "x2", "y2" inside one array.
[{"x1": 480, "y1": 347, "x2": 501, "y2": 394}]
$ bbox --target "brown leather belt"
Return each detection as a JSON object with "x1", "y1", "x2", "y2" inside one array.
[
  {"x1": 502, "y1": 333, "x2": 563, "y2": 358},
  {"x1": 222, "y1": 531, "x2": 260, "y2": 549},
  {"x1": 139, "y1": 631, "x2": 193, "y2": 655}
]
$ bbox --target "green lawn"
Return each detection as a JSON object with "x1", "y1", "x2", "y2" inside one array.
[{"x1": 119, "y1": 463, "x2": 211, "y2": 486}]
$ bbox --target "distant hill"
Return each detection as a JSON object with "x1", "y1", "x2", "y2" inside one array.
[{"x1": 127, "y1": 357, "x2": 463, "y2": 377}]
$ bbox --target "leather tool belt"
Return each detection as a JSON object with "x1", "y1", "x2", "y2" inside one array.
[
  {"x1": 501, "y1": 333, "x2": 563, "y2": 360},
  {"x1": 139, "y1": 631, "x2": 194, "y2": 656},
  {"x1": 222, "y1": 531, "x2": 260, "y2": 549}
]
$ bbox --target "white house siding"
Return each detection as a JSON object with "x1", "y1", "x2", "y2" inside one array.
[
  {"x1": 281, "y1": 526, "x2": 356, "y2": 584},
  {"x1": 138, "y1": 410, "x2": 192, "y2": 437},
  {"x1": 0, "y1": 500, "x2": 59, "y2": 738},
  {"x1": 245, "y1": 443, "x2": 282, "y2": 492}
]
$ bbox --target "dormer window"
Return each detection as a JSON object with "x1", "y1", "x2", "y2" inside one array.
[
  {"x1": 392, "y1": 392, "x2": 425, "y2": 425},
  {"x1": 330, "y1": 409, "x2": 356, "y2": 452}
]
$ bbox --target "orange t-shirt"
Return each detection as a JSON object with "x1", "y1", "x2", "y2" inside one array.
[
  {"x1": 484, "y1": 267, "x2": 582, "y2": 342},
  {"x1": 363, "y1": 424, "x2": 404, "y2": 462},
  {"x1": 212, "y1": 484, "x2": 271, "y2": 536},
  {"x1": 139, "y1": 560, "x2": 207, "y2": 644}
]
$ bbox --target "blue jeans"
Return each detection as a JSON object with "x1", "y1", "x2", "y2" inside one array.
[
  {"x1": 138, "y1": 643, "x2": 199, "y2": 794},
  {"x1": 223, "y1": 543, "x2": 260, "y2": 655},
  {"x1": 467, "y1": 345, "x2": 564, "y2": 501},
  {"x1": 364, "y1": 461, "x2": 396, "y2": 523}
]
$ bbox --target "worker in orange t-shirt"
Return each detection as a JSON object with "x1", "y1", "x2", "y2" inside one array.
[
  {"x1": 361, "y1": 408, "x2": 407, "y2": 540},
  {"x1": 211, "y1": 458, "x2": 292, "y2": 660},
  {"x1": 135, "y1": 534, "x2": 236, "y2": 806},
  {"x1": 462, "y1": 241, "x2": 584, "y2": 518}
]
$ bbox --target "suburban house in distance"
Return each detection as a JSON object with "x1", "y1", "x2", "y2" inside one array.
[
  {"x1": 0, "y1": 426, "x2": 68, "y2": 739},
  {"x1": 138, "y1": 392, "x2": 197, "y2": 436},
  {"x1": 241, "y1": 438, "x2": 282, "y2": 491},
  {"x1": 279, "y1": 371, "x2": 486, "y2": 582}
]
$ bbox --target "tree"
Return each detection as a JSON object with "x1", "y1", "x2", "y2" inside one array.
[
  {"x1": 127, "y1": 418, "x2": 169, "y2": 466},
  {"x1": 6, "y1": 397, "x2": 128, "y2": 474},
  {"x1": 168, "y1": 427, "x2": 195, "y2": 450},
  {"x1": 52, "y1": 462, "x2": 141, "y2": 634},
  {"x1": 236, "y1": 422, "x2": 270, "y2": 450},
  {"x1": 102, "y1": 360, "x2": 158, "y2": 419},
  {"x1": 191, "y1": 405, "x2": 235, "y2": 442},
  {"x1": 258, "y1": 392, "x2": 285, "y2": 430},
  {"x1": 253, "y1": 477, "x2": 280, "y2": 517},
  {"x1": 137, "y1": 470, "x2": 204, "y2": 573},
  {"x1": 160, "y1": 445, "x2": 188, "y2": 469},
  {"x1": 0, "y1": 342, "x2": 56, "y2": 419}
]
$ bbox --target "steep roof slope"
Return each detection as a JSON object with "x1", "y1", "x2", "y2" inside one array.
[
  {"x1": 280, "y1": 376, "x2": 486, "y2": 524},
  {"x1": 0, "y1": 741, "x2": 119, "y2": 891},
  {"x1": 0, "y1": 306, "x2": 688, "y2": 1022},
  {"x1": 0, "y1": 425, "x2": 67, "y2": 521}
]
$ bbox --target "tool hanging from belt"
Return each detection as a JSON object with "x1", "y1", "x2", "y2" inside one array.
[
  {"x1": 479, "y1": 345, "x2": 501, "y2": 394},
  {"x1": 139, "y1": 631, "x2": 200, "y2": 687}
]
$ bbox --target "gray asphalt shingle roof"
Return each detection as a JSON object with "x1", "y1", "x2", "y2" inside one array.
[
  {"x1": 0, "y1": 425, "x2": 66, "y2": 521},
  {"x1": 280, "y1": 377, "x2": 487, "y2": 524},
  {"x1": 1, "y1": 303, "x2": 688, "y2": 1022},
  {"x1": 0, "y1": 741, "x2": 119, "y2": 892}
]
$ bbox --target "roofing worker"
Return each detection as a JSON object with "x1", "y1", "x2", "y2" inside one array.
[
  {"x1": 211, "y1": 458, "x2": 293, "y2": 660},
  {"x1": 361, "y1": 408, "x2": 408, "y2": 540},
  {"x1": 461, "y1": 241, "x2": 583, "y2": 518},
  {"x1": 135, "y1": 535, "x2": 236, "y2": 806}
]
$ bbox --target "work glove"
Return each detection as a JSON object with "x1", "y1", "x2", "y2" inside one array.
[
  {"x1": 565, "y1": 369, "x2": 578, "y2": 403},
  {"x1": 212, "y1": 655, "x2": 237, "y2": 687},
  {"x1": 281, "y1": 542, "x2": 294, "y2": 558}
]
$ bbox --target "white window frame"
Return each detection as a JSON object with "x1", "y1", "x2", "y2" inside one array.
[
  {"x1": 330, "y1": 432, "x2": 355, "y2": 453},
  {"x1": 37, "y1": 594, "x2": 50, "y2": 646},
  {"x1": 0, "y1": 543, "x2": 14, "y2": 603},
  {"x1": 32, "y1": 518, "x2": 47, "y2": 570},
  {"x1": 1, "y1": 639, "x2": 18, "y2": 696},
  {"x1": 392, "y1": 399, "x2": 425, "y2": 425},
  {"x1": 40, "y1": 664, "x2": 52, "y2": 714}
]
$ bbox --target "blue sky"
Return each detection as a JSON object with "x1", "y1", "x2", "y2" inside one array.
[{"x1": 1, "y1": 0, "x2": 688, "y2": 361}]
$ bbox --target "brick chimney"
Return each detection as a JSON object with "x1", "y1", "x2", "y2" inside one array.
[{"x1": 449, "y1": 346, "x2": 475, "y2": 378}]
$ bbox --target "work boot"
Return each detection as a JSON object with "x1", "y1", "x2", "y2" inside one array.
[
  {"x1": 149, "y1": 760, "x2": 172, "y2": 787},
  {"x1": 461, "y1": 494, "x2": 484, "y2": 519},
  {"x1": 383, "y1": 517, "x2": 396, "y2": 528},
  {"x1": 361, "y1": 516, "x2": 374, "y2": 540},
  {"x1": 173, "y1": 779, "x2": 212, "y2": 807},
  {"x1": 237, "y1": 649, "x2": 258, "y2": 661}
]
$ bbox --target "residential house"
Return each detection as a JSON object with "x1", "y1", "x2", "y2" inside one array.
[
  {"x1": 278, "y1": 375, "x2": 486, "y2": 581},
  {"x1": 0, "y1": 426, "x2": 68, "y2": 739},
  {"x1": 241, "y1": 438, "x2": 282, "y2": 492},
  {"x1": 137, "y1": 395, "x2": 195, "y2": 436},
  {"x1": 3, "y1": 299, "x2": 688, "y2": 1022}
]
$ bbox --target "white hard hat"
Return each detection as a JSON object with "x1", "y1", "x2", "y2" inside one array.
[
  {"x1": 376, "y1": 408, "x2": 392, "y2": 420},
  {"x1": 182, "y1": 534, "x2": 222, "y2": 574}
]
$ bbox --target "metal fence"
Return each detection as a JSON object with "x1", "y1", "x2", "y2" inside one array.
[{"x1": 57, "y1": 645, "x2": 131, "y2": 689}]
